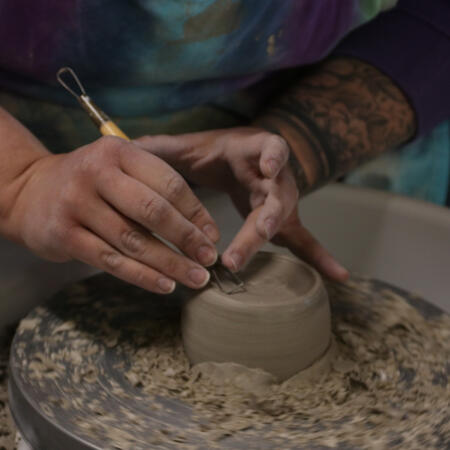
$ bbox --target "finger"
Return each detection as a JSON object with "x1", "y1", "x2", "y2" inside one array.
[
  {"x1": 77, "y1": 200, "x2": 211, "y2": 289},
  {"x1": 134, "y1": 134, "x2": 188, "y2": 165},
  {"x1": 223, "y1": 170, "x2": 298, "y2": 271},
  {"x1": 258, "y1": 134, "x2": 290, "y2": 179},
  {"x1": 274, "y1": 221, "x2": 349, "y2": 282},
  {"x1": 66, "y1": 227, "x2": 178, "y2": 294},
  {"x1": 255, "y1": 168, "x2": 298, "y2": 240},
  {"x1": 222, "y1": 207, "x2": 265, "y2": 272},
  {"x1": 121, "y1": 145, "x2": 220, "y2": 242},
  {"x1": 96, "y1": 169, "x2": 218, "y2": 267}
]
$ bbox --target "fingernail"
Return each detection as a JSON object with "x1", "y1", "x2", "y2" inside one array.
[
  {"x1": 157, "y1": 277, "x2": 176, "y2": 293},
  {"x1": 229, "y1": 252, "x2": 242, "y2": 272},
  {"x1": 264, "y1": 218, "x2": 277, "y2": 239},
  {"x1": 196, "y1": 245, "x2": 218, "y2": 266},
  {"x1": 203, "y1": 224, "x2": 220, "y2": 242},
  {"x1": 188, "y1": 267, "x2": 210, "y2": 287}
]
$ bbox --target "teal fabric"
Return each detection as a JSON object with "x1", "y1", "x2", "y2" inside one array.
[
  {"x1": 0, "y1": 0, "x2": 447, "y2": 205},
  {"x1": 345, "y1": 120, "x2": 450, "y2": 205},
  {"x1": 0, "y1": 0, "x2": 396, "y2": 117}
]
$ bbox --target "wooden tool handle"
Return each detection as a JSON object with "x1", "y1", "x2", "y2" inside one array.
[{"x1": 100, "y1": 120, "x2": 130, "y2": 140}]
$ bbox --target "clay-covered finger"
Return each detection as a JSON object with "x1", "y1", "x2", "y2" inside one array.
[
  {"x1": 255, "y1": 193, "x2": 284, "y2": 240},
  {"x1": 221, "y1": 207, "x2": 266, "y2": 272},
  {"x1": 76, "y1": 201, "x2": 211, "y2": 289},
  {"x1": 96, "y1": 169, "x2": 218, "y2": 267},
  {"x1": 259, "y1": 134, "x2": 290, "y2": 179},
  {"x1": 65, "y1": 227, "x2": 177, "y2": 294},
  {"x1": 120, "y1": 146, "x2": 220, "y2": 242},
  {"x1": 255, "y1": 169, "x2": 298, "y2": 240}
]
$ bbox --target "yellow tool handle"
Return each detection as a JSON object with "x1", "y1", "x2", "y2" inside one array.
[
  {"x1": 100, "y1": 120, "x2": 130, "y2": 140},
  {"x1": 56, "y1": 67, "x2": 130, "y2": 141}
]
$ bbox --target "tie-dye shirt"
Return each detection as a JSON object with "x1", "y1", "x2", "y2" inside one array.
[
  {"x1": 0, "y1": 0, "x2": 398, "y2": 116},
  {"x1": 0, "y1": 0, "x2": 449, "y2": 204}
]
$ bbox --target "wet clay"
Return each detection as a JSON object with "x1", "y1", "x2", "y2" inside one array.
[
  {"x1": 182, "y1": 252, "x2": 331, "y2": 381},
  {"x1": 192, "y1": 337, "x2": 336, "y2": 396}
]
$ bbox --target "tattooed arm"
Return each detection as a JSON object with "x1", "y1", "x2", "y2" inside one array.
[{"x1": 256, "y1": 57, "x2": 416, "y2": 195}]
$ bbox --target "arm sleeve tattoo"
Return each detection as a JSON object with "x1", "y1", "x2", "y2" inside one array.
[{"x1": 256, "y1": 57, "x2": 416, "y2": 194}]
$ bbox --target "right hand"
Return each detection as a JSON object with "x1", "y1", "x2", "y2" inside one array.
[{"x1": 9, "y1": 136, "x2": 220, "y2": 294}]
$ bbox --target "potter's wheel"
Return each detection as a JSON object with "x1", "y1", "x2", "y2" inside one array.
[{"x1": 9, "y1": 273, "x2": 450, "y2": 449}]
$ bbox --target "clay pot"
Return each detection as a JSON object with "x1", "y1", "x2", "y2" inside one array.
[{"x1": 181, "y1": 252, "x2": 331, "y2": 381}]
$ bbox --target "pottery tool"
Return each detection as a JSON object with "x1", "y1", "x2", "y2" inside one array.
[
  {"x1": 210, "y1": 255, "x2": 245, "y2": 294},
  {"x1": 57, "y1": 67, "x2": 129, "y2": 140},
  {"x1": 56, "y1": 67, "x2": 244, "y2": 294}
]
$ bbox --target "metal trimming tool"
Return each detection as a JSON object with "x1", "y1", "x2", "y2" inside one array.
[
  {"x1": 56, "y1": 67, "x2": 245, "y2": 295},
  {"x1": 57, "y1": 67, "x2": 129, "y2": 140},
  {"x1": 210, "y1": 257, "x2": 245, "y2": 294}
]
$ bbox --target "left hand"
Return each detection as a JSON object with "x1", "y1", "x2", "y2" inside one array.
[{"x1": 136, "y1": 127, "x2": 348, "y2": 281}]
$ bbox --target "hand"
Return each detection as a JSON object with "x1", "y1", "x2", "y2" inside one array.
[
  {"x1": 9, "y1": 136, "x2": 221, "y2": 293},
  {"x1": 136, "y1": 127, "x2": 348, "y2": 281}
]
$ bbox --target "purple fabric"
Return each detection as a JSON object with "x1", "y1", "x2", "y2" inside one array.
[
  {"x1": 0, "y1": 0, "x2": 361, "y2": 116},
  {"x1": 334, "y1": 0, "x2": 450, "y2": 137}
]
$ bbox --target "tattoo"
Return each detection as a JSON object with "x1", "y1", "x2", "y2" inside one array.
[
  {"x1": 288, "y1": 149, "x2": 310, "y2": 194},
  {"x1": 256, "y1": 57, "x2": 416, "y2": 192}
]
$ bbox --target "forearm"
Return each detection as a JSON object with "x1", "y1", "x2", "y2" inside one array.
[
  {"x1": 256, "y1": 57, "x2": 416, "y2": 194},
  {"x1": 0, "y1": 107, "x2": 50, "y2": 239}
]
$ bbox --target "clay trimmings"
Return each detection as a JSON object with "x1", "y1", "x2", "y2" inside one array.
[
  {"x1": 123, "y1": 279, "x2": 450, "y2": 447},
  {"x1": 14, "y1": 277, "x2": 450, "y2": 449}
]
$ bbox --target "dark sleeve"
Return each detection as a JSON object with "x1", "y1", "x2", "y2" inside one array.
[{"x1": 333, "y1": 0, "x2": 450, "y2": 137}]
